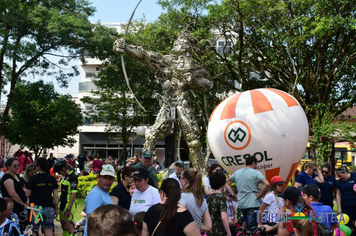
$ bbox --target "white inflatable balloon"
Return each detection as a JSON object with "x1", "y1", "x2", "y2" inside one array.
[{"x1": 208, "y1": 88, "x2": 309, "y2": 185}]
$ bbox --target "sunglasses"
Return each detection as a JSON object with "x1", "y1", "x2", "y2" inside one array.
[
  {"x1": 312, "y1": 168, "x2": 317, "y2": 172},
  {"x1": 13, "y1": 164, "x2": 20, "y2": 168},
  {"x1": 228, "y1": 195, "x2": 233, "y2": 197},
  {"x1": 277, "y1": 183, "x2": 284, "y2": 187},
  {"x1": 322, "y1": 171, "x2": 329, "y2": 174}
]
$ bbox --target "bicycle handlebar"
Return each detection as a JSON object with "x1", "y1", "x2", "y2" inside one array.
[{"x1": 235, "y1": 226, "x2": 267, "y2": 235}]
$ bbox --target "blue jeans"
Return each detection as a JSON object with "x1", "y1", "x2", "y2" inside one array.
[
  {"x1": 30, "y1": 206, "x2": 55, "y2": 231},
  {"x1": 241, "y1": 208, "x2": 259, "y2": 232}
]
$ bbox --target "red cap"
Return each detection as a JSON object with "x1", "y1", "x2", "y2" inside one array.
[{"x1": 270, "y1": 176, "x2": 285, "y2": 185}]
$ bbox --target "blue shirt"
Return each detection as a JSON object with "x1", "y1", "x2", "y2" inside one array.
[
  {"x1": 229, "y1": 167, "x2": 265, "y2": 209},
  {"x1": 317, "y1": 175, "x2": 336, "y2": 208},
  {"x1": 309, "y1": 202, "x2": 338, "y2": 229},
  {"x1": 336, "y1": 172, "x2": 356, "y2": 207},
  {"x1": 295, "y1": 171, "x2": 317, "y2": 186},
  {"x1": 84, "y1": 186, "x2": 113, "y2": 236}
]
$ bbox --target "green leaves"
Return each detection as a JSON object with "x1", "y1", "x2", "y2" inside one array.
[{"x1": 4, "y1": 81, "x2": 83, "y2": 158}]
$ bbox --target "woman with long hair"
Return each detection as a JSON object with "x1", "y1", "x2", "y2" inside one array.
[
  {"x1": 0, "y1": 157, "x2": 28, "y2": 231},
  {"x1": 21, "y1": 163, "x2": 37, "y2": 188},
  {"x1": 26, "y1": 158, "x2": 59, "y2": 236},
  {"x1": 203, "y1": 164, "x2": 221, "y2": 197},
  {"x1": 258, "y1": 176, "x2": 285, "y2": 235},
  {"x1": 294, "y1": 161, "x2": 324, "y2": 187},
  {"x1": 317, "y1": 163, "x2": 336, "y2": 208},
  {"x1": 142, "y1": 178, "x2": 200, "y2": 236},
  {"x1": 110, "y1": 166, "x2": 135, "y2": 210},
  {"x1": 179, "y1": 168, "x2": 212, "y2": 232}
]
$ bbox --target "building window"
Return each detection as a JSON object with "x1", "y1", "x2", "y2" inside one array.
[
  {"x1": 86, "y1": 72, "x2": 94, "y2": 78},
  {"x1": 214, "y1": 40, "x2": 232, "y2": 56},
  {"x1": 95, "y1": 67, "x2": 100, "y2": 72}
]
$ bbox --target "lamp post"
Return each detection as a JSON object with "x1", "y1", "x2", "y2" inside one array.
[{"x1": 136, "y1": 126, "x2": 146, "y2": 157}]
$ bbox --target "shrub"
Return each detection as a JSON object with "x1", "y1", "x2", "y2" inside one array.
[{"x1": 77, "y1": 173, "x2": 117, "y2": 198}]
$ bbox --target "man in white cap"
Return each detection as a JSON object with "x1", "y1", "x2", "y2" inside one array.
[
  {"x1": 169, "y1": 160, "x2": 185, "y2": 186},
  {"x1": 84, "y1": 164, "x2": 116, "y2": 236}
]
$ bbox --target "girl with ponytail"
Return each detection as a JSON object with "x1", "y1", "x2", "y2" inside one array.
[{"x1": 179, "y1": 168, "x2": 212, "y2": 232}]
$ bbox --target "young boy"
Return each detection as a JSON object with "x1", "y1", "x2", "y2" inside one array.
[
  {"x1": 301, "y1": 184, "x2": 339, "y2": 230},
  {"x1": 207, "y1": 172, "x2": 231, "y2": 236}
]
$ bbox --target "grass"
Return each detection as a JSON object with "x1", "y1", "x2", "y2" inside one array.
[{"x1": 73, "y1": 198, "x2": 85, "y2": 223}]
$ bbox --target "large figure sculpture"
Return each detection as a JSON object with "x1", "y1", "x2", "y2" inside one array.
[{"x1": 113, "y1": 33, "x2": 214, "y2": 171}]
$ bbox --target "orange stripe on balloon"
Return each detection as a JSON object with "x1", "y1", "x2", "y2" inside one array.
[
  {"x1": 265, "y1": 167, "x2": 280, "y2": 184},
  {"x1": 250, "y1": 90, "x2": 273, "y2": 114},
  {"x1": 209, "y1": 101, "x2": 221, "y2": 122},
  {"x1": 220, "y1": 93, "x2": 243, "y2": 120},
  {"x1": 284, "y1": 161, "x2": 300, "y2": 188},
  {"x1": 266, "y1": 88, "x2": 298, "y2": 107}
]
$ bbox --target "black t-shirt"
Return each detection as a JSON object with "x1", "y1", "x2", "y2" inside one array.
[
  {"x1": 47, "y1": 158, "x2": 57, "y2": 168},
  {"x1": 77, "y1": 154, "x2": 86, "y2": 166},
  {"x1": 27, "y1": 173, "x2": 58, "y2": 208},
  {"x1": 144, "y1": 203, "x2": 195, "y2": 236},
  {"x1": 0, "y1": 173, "x2": 27, "y2": 215},
  {"x1": 110, "y1": 182, "x2": 131, "y2": 210}
]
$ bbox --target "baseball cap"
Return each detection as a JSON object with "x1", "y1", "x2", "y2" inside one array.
[
  {"x1": 277, "y1": 186, "x2": 301, "y2": 204},
  {"x1": 270, "y1": 176, "x2": 285, "y2": 185},
  {"x1": 132, "y1": 168, "x2": 149, "y2": 179},
  {"x1": 99, "y1": 164, "x2": 116, "y2": 178},
  {"x1": 301, "y1": 184, "x2": 321, "y2": 199},
  {"x1": 142, "y1": 150, "x2": 153, "y2": 158},
  {"x1": 175, "y1": 161, "x2": 184, "y2": 167}
]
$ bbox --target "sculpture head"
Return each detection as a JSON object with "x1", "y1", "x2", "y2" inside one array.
[{"x1": 171, "y1": 33, "x2": 200, "y2": 55}]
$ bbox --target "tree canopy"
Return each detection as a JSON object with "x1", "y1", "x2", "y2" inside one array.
[
  {"x1": 0, "y1": 0, "x2": 95, "y2": 134},
  {"x1": 132, "y1": 0, "x2": 356, "y2": 162},
  {"x1": 4, "y1": 81, "x2": 83, "y2": 158}
]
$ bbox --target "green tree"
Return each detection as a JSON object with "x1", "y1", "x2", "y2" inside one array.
[
  {"x1": 4, "y1": 81, "x2": 83, "y2": 158},
  {"x1": 81, "y1": 26, "x2": 160, "y2": 164},
  {"x1": 0, "y1": 0, "x2": 95, "y2": 134},
  {"x1": 145, "y1": 0, "x2": 356, "y2": 163}
]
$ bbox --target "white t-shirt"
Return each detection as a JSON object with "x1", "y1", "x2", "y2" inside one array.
[
  {"x1": 179, "y1": 192, "x2": 209, "y2": 230},
  {"x1": 169, "y1": 172, "x2": 181, "y2": 187},
  {"x1": 129, "y1": 185, "x2": 160, "y2": 218},
  {"x1": 263, "y1": 191, "x2": 284, "y2": 223},
  {"x1": 203, "y1": 177, "x2": 211, "y2": 189}
]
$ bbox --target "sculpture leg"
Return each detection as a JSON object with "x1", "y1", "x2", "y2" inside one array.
[
  {"x1": 144, "y1": 102, "x2": 173, "y2": 160},
  {"x1": 176, "y1": 104, "x2": 206, "y2": 173}
]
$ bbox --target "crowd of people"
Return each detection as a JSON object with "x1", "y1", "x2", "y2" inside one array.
[{"x1": 0, "y1": 150, "x2": 355, "y2": 236}]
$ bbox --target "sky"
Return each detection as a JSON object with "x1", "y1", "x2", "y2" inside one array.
[{"x1": 25, "y1": 0, "x2": 164, "y2": 97}]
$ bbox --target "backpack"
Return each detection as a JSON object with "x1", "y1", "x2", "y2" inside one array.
[{"x1": 317, "y1": 222, "x2": 333, "y2": 236}]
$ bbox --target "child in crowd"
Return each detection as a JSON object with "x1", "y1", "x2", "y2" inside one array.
[
  {"x1": 87, "y1": 204, "x2": 136, "y2": 236},
  {"x1": 134, "y1": 211, "x2": 145, "y2": 236},
  {"x1": 226, "y1": 187, "x2": 242, "y2": 235},
  {"x1": 207, "y1": 172, "x2": 231, "y2": 236}
]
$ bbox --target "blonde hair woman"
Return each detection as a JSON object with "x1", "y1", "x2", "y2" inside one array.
[
  {"x1": 179, "y1": 168, "x2": 212, "y2": 232},
  {"x1": 294, "y1": 161, "x2": 324, "y2": 187}
]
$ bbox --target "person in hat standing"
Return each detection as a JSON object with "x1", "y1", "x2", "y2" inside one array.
[
  {"x1": 258, "y1": 175, "x2": 285, "y2": 235},
  {"x1": 84, "y1": 164, "x2": 116, "y2": 236},
  {"x1": 129, "y1": 168, "x2": 160, "y2": 218},
  {"x1": 302, "y1": 184, "x2": 339, "y2": 230},
  {"x1": 133, "y1": 150, "x2": 158, "y2": 188},
  {"x1": 169, "y1": 161, "x2": 185, "y2": 187}
]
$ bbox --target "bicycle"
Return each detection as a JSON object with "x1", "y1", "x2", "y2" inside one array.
[
  {"x1": 235, "y1": 226, "x2": 267, "y2": 236},
  {"x1": 70, "y1": 220, "x2": 84, "y2": 236}
]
